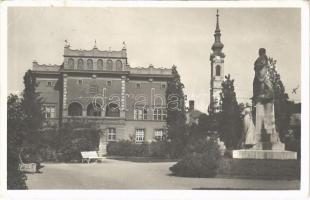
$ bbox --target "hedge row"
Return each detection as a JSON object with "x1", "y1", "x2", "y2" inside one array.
[
  {"x1": 22, "y1": 125, "x2": 100, "y2": 163},
  {"x1": 107, "y1": 140, "x2": 170, "y2": 158}
]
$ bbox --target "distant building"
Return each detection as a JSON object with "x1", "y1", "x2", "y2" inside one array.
[
  {"x1": 186, "y1": 100, "x2": 202, "y2": 126},
  {"x1": 209, "y1": 10, "x2": 225, "y2": 114},
  {"x1": 32, "y1": 42, "x2": 174, "y2": 155}
]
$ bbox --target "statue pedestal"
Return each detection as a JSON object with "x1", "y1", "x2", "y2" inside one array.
[
  {"x1": 232, "y1": 149, "x2": 297, "y2": 160},
  {"x1": 233, "y1": 101, "x2": 297, "y2": 160},
  {"x1": 98, "y1": 131, "x2": 107, "y2": 157}
]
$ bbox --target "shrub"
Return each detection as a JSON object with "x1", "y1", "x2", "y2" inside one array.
[
  {"x1": 150, "y1": 141, "x2": 170, "y2": 157},
  {"x1": 56, "y1": 127, "x2": 100, "y2": 162},
  {"x1": 27, "y1": 123, "x2": 101, "y2": 163},
  {"x1": 107, "y1": 140, "x2": 170, "y2": 157},
  {"x1": 7, "y1": 94, "x2": 28, "y2": 189},
  {"x1": 7, "y1": 150, "x2": 27, "y2": 189},
  {"x1": 169, "y1": 136, "x2": 221, "y2": 178}
]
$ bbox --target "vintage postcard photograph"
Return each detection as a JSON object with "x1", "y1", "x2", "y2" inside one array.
[{"x1": 2, "y1": 1, "x2": 309, "y2": 200}]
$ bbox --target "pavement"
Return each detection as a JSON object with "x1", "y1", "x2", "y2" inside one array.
[{"x1": 26, "y1": 158, "x2": 300, "y2": 190}]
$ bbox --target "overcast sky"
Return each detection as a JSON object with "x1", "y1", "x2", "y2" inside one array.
[{"x1": 8, "y1": 7, "x2": 301, "y2": 113}]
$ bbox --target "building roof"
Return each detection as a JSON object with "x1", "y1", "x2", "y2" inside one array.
[
  {"x1": 32, "y1": 61, "x2": 61, "y2": 72},
  {"x1": 128, "y1": 65, "x2": 172, "y2": 75},
  {"x1": 64, "y1": 46, "x2": 127, "y2": 58},
  {"x1": 32, "y1": 43, "x2": 173, "y2": 76}
]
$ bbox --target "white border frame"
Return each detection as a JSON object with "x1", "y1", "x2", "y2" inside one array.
[{"x1": 0, "y1": 1, "x2": 309, "y2": 200}]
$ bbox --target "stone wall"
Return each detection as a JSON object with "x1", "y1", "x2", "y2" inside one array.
[
  {"x1": 64, "y1": 76, "x2": 122, "y2": 116},
  {"x1": 36, "y1": 77, "x2": 61, "y2": 118},
  {"x1": 125, "y1": 79, "x2": 167, "y2": 120}
]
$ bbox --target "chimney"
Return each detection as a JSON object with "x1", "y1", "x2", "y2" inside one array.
[{"x1": 189, "y1": 100, "x2": 194, "y2": 111}]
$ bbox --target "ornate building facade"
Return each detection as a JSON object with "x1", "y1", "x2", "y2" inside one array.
[
  {"x1": 32, "y1": 42, "x2": 174, "y2": 154},
  {"x1": 209, "y1": 10, "x2": 225, "y2": 114}
]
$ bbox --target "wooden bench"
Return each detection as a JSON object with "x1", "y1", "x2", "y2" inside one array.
[{"x1": 81, "y1": 151, "x2": 105, "y2": 163}]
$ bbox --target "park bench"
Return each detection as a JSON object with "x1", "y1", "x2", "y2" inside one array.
[
  {"x1": 81, "y1": 151, "x2": 105, "y2": 163},
  {"x1": 18, "y1": 149, "x2": 37, "y2": 173}
]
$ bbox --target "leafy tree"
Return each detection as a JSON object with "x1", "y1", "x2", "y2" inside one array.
[
  {"x1": 19, "y1": 70, "x2": 45, "y2": 161},
  {"x1": 166, "y1": 65, "x2": 188, "y2": 158},
  {"x1": 22, "y1": 70, "x2": 45, "y2": 130},
  {"x1": 219, "y1": 74, "x2": 242, "y2": 149},
  {"x1": 188, "y1": 113, "x2": 220, "y2": 138},
  {"x1": 56, "y1": 123, "x2": 100, "y2": 162},
  {"x1": 7, "y1": 94, "x2": 27, "y2": 189},
  {"x1": 267, "y1": 58, "x2": 291, "y2": 141},
  {"x1": 7, "y1": 70, "x2": 45, "y2": 189}
]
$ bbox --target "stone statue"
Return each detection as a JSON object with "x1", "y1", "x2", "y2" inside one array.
[
  {"x1": 240, "y1": 103, "x2": 256, "y2": 148},
  {"x1": 253, "y1": 48, "x2": 273, "y2": 102},
  {"x1": 252, "y1": 48, "x2": 283, "y2": 150}
]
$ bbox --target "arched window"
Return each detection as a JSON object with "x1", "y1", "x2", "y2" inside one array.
[
  {"x1": 87, "y1": 59, "x2": 93, "y2": 70},
  {"x1": 68, "y1": 102, "x2": 83, "y2": 116},
  {"x1": 97, "y1": 59, "x2": 103, "y2": 70},
  {"x1": 87, "y1": 103, "x2": 101, "y2": 116},
  {"x1": 216, "y1": 65, "x2": 221, "y2": 76},
  {"x1": 107, "y1": 60, "x2": 113, "y2": 71},
  {"x1": 68, "y1": 58, "x2": 74, "y2": 69},
  {"x1": 106, "y1": 103, "x2": 120, "y2": 117},
  {"x1": 77, "y1": 59, "x2": 84, "y2": 70},
  {"x1": 116, "y1": 60, "x2": 122, "y2": 71}
]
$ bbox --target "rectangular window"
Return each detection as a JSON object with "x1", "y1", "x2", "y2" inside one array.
[
  {"x1": 134, "y1": 109, "x2": 137, "y2": 120},
  {"x1": 143, "y1": 108, "x2": 147, "y2": 120},
  {"x1": 154, "y1": 129, "x2": 164, "y2": 141},
  {"x1": 107, "y1": 128, "x2": 116, "y2": 141},
  {"x1": 153, "y1": 108, "x2": 158, "y2": 120},
  {"x1": 153, "y1": 108, "x2": 167, "y2": 121},
  {"x1": 158, "y1": 109, "x2": 162, "y2": 120},
  {"x1": 162, "y1": 108, "x2": 167, "y2": 120},
  {"x1": 47, "y1": 81, "x2": 52, "y2": 87},
  {"x1": 78, "y1": 80, "x2": 83, "y2": 85},
  {"x1": 138, "y1": 109, "x2": 143, "y2": 119},
  {"x1": 134, "y1": 107, "x2": 147, "y2": 120},
  {"x1": 107, "y1": 81, "x2": 112, "y2": 87},
  {"x1": 44, "y1": 106, "x2": 56, "y2": 118},
  {"x1": 135, "y1": 129, "x2": 145, "y2": 143},
  {"x1": 153, "y1": 108, "x2": 161, "y2": 120},
  {"x1": 161, "y1": 83, "x2": 166, "y2": 89},
  {"x1": 136, "y1": 83, "x2": 141, "y2": 89}
]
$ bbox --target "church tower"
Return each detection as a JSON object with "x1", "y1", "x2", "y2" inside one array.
[{"x1": 209, "y1": 10, "x2": 225, "y2": 114}]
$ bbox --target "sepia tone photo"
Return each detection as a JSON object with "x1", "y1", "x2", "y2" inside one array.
[{"x1": 6, "y1": 5, "x2": 303, "y2": 193}]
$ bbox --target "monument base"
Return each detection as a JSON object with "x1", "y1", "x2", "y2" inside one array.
[
  {"x1": 252, "y1": 142, "x2": 285, "y2": 151},
  {"x1": 232, "y1": 149, "x2": 297, "y2": 160}
]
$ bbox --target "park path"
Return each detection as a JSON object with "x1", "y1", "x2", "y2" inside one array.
[{"x1": 26, "y1": 159, "x2": 299, "y2": 190}]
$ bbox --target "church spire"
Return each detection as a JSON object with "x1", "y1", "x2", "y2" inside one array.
[
  {"x1": 215, "y1": 9, "x2": 220, "y2": 32},
  {"x1": 211, "y1": 9, "x2": 224, "y2": 54}
]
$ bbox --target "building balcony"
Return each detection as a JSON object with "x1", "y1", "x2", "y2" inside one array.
[{"x1": 62, "y1": 116, "x2": 125, "y2": 124}]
